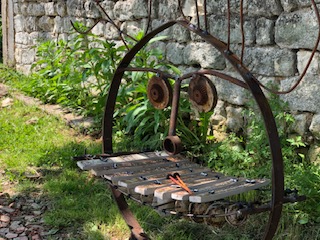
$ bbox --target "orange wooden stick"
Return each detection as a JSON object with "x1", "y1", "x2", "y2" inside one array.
[
  {"x1": 175, "y1": 175, "x2": 193, "y2": 194},
  {"x1": 169, "y1": 175, "x2": 193, "y2": 195}
]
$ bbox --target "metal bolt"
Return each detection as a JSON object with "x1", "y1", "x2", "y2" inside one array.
[
  {"x1": 139, "y1": 176, "x2": 148, "y2": 180},
  {"x1": 246, "y1": 179, "x2": 256, "y2": 184},
  {"x1": 154, "y1": 180, "x2": 162, "y2": 185}
]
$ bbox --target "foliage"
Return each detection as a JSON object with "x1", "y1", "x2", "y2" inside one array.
[
  {"x1": 112, "y1": 32, "x2": 181, "y2": 151},
  {"x1": 25, "y1": 22, "x2": 125, "y2": 117},
  {"x1": 1, "y1": 94, "x2": 319, "y2": 239},
  {"x1": 205, "y1": 92, "x2": 320, "y2": 224},
  {"x1": 1, "y1": 17, "x2": 319, "y2": 238}
]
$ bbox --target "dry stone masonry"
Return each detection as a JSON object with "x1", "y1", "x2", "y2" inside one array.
[{"x1": 4, "y1": 0, "x2": 320, "y2": 158}]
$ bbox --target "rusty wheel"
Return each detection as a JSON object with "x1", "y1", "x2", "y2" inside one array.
[
  {"x1": 188, "y1": 74, "x2": 218, "y2": 113},
  {"x1": 147, "y1": 76, "x2": 172, "y2": 109}
]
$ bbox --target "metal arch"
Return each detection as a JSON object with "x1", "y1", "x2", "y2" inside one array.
[{"x1": 102, "y1": 19, "x2": 284, "y2": 240}]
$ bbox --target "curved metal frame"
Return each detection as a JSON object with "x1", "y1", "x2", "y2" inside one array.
[{"x1": 103, "y1": 20, "x2": 284, "y2": 240}]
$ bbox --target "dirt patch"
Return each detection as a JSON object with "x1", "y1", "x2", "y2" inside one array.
[{"x1": 0, "y1": 191, "x2": 83, "y2": 240}]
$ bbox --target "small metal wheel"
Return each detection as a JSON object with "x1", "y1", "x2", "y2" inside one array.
[
  {"x1": 225, "y1": 203, "x2": 248, "y2": 226},
  {"x1": 188, "y1": 74, "x2": 218, "y2": 113},
  {"x1": 188, "y1": 202, "x2": 210, "y2": 223},
  {"x1": 204, "y1": 202, "x2": 226, "y2": 227},
  {"x1": 147, "y1": 76, "x2": 172, "y2": 109}
]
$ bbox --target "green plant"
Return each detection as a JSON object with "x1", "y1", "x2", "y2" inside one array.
[
  {"x1": 28, "y1": 22, "x2": 125, "y2": 117},
  {"x1": 112, "y1": 33, "x2": 181, "y2": 151},
  {"x1": 204, "y1": 91, "x2": 320, "y2": 224}
]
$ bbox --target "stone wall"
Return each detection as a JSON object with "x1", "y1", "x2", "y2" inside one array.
[{"x1": 8, "y1": 0, "x2": 320, "y2": 152}]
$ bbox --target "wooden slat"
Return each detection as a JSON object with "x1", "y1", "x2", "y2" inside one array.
[
  {"x1": 136, "y1": 172, "x2": 225, "y2": 197},
  {"x1": 170, "y1": 178, "x2": 239, "y2": 201},
  {"x1": 104, "y1": 166, "x2": 203, "y2": 189},
  {"x1": 92, "y1": 159, "x2": 189, "y2": 176},
  {"x1": 117, "y1": 167, "x2": 218, "y2": 189},
  {"x1": 77, "y1": 152, "x2": 270, "y2": 204},
  {"x1": 122, "y1": 169, "x2": 214, "y2": 194},
  {"x1": 189, "y1": 179, "x2": 270, "y2": 203},
  {"x1": 78, "y1": 157, "x2": 169, "y2": 171},
  {"x1": 77, "y1": 159, "x2": 107, "y2": 170},
  {"x1": 102, "y1": 161, "x2": 199, "y2": 181},
  {"x1": 153, "y1": 176, "x2": 234, "y2": 200},
  {"x1": 77, "y1": 151, "x2": 170, "y2": 170}
]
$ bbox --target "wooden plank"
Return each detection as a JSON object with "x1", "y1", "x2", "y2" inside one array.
[
  {"x1": 171, "y1": 178, "x2": 247, "y2": 201},
  {"x1": 77, "y1": 151, "x2": 173, "y2": 170},
  {"x1": 153, "y1": 176, "x2": 235, "y2": 200},
  {"x1": 117, "y1": 167, "x2": 218, "y2": 189},
  {"x1": 106, "y1": 151, "x2": 169, "y2": 162},
  {"x1": 136, "y1": 172, "x2": 226, "y2": 197},
  {"x1": 118, "y1": 169, "x2": 218, "y2": 194},
  {"x1": 102, "y1": 161, "x2": 199, "y2": 181},
  {"x1": 77, "y1": 159, "x2": 109, "y2": 170},
  {"x1": 105, "y1": 165, "x2": 204, "y2": 187},
  {"x1": 77, "y1": 156, "x2": 170, "y2": 171},
  {"x1": 91, "y1": 153, "x2": 190, "y2": 176},
  {"x1": 189, "y1": 179, "x2": 270, "y2": 203}
]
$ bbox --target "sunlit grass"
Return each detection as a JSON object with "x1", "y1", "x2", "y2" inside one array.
[{"x1": 1, "y1": 69, "x2": 319, "y2": 239}]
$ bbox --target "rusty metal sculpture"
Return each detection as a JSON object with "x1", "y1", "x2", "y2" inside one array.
[{"x1": 74, "y1": 1, "x2": 320, "y2": 239}]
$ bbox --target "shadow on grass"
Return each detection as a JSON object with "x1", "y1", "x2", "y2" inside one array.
[
  {"x1": 27, "y1": 141, "x2": 169, "y2": 239},
  {"x1": 20, "y1": 142, "x2": 317, "y2": 240}
]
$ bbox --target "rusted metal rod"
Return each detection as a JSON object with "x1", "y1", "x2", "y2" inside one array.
[
  {"x1": 117, "y1": 67, "x2": 177, "y2": 80},
  {"x1": 168, "y1": 78, "x2": 182, "y2": 136}
]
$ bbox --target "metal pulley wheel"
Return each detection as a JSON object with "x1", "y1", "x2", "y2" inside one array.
[
  {"x1": 188, "y1": 74, "x2": 218, "y2": 113},
  {"x1": 188, "y1": 202, "x2": 210, "y2": 223},
  {"x1": 204, "y1": 202, "x2": 226, "y2": 226},
  {"x1": 225, "y1": 204, "x2": 247, "y2": 226},
  {"x1": 147, "y1": 76, "x2": 172, "y2": 109}
]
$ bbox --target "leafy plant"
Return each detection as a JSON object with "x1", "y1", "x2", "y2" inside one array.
[
  {"x1": 204, "y1": 91, "x2": 320, "y2": 224},
  {"x1": 28, "y1": 22, "x2": 125, "y2": 117},
  {"x1": 112, "y1": 33, "x2": 180, "y2": 151}
]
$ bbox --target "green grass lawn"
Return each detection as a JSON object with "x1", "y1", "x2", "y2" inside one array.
[{"x1": 1, "y1": 86, "x2": 319, "y2": 239}]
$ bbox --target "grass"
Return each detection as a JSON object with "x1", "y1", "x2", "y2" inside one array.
[{"x1": 1, "y1": 67, "x2": 320, "y2": 239}]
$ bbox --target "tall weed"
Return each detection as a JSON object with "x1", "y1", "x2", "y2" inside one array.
[{"x1": 29, "y1": 24, "x2": 125, "y2": 116}]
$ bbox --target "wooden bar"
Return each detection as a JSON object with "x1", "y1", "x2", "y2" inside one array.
[
  {"x1": 117, "y1": 168, "x2": 218, "y2": 189},
  {"x1": 76, "y1": 152, "x2": 271, "y2": 204},
  {"x1": 153, "y1": 176, "x2": 234, "y2": 200},
  {"x1": 102, "y1": 161, "x2": 198, "y2": 182},
  {"x1": 129, "y1": 170, "x2": 216, "y2": 195},
  {"x1": 77, "y1": 151, "x2": 171, "y2": 170},
  {"x1": 171, "y1": 178, "x2": 249, "y2": 201},
  {"x1": 77, "y1": 157, "x2": 170, "y2": 171},
  {"x1": 189, "y1": 179, "x2": 270, "y2": 203}
]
